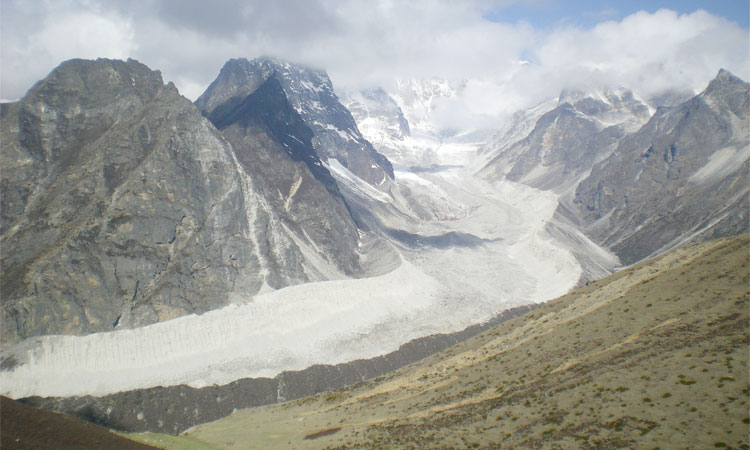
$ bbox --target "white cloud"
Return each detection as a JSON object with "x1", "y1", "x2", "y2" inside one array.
[
  {"x1": 1, "y1": 3, "x2": 135, "y2": 99},
  {"x1": 1, "y1": 0, "x2": 747, "y2": 132}
]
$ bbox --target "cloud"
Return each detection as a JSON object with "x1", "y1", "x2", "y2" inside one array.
[
  {"x1": 1, "y1": 0, "x2": 747, "y2": 131},
  {"x1": 1, "y1": 1, "x2": 135, "y2": 99}
]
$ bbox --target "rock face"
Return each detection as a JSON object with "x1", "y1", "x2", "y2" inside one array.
[
  {"x1": 0, "y1": 58, "x2": 362, "y2": 343},
  {"x1": 480, "y1": 71, "x2": 748, "y2": 266},
  {"x1": 195, "y1": 57, "x2": 394, "y2": 186},
  {"x1": 569, "y1": 70, "x2": 750, "y2": 264},
  {"x1": 202, "y1": 72, "x2": 361, "y2": 282},
  {"x1": 480, "y1": 89, "x2": 652, "y2": 192}
]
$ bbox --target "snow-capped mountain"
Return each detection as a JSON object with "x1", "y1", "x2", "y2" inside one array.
[
  {"x1": 340, "y1": 87, "x2": 410, "y2": 142},
  {"x1": 3, "y1": 55, "x2": 746, "y2": 442},
  {"x1": 477, "y1": 69, "x2": 749, "y2": 267},
  {"x1": 479, "y1": 88, "x2": 653, "y2": 193},
  {"x1": 196, "y1": 57, "x2": 394, "y2": 186},
  {"x1": 2, "y1": 59, "x2": 585, "y2": 414},
  {"x1": 567, "y1": 69, "x2": 750, "y2": 264},
  {"x1": 0, "y1": 58, "x2": 371, "y2": 344}
]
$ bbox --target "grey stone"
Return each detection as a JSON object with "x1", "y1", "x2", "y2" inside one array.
[{"x1": 569, "y1": 69, "x2": 750, "y2": 264}]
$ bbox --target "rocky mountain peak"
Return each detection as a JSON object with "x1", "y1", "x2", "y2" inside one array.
[
  {"x1": 701, "y1": 68, "x2": 750, "y2": 117},
  {"x1": 33, "y1": 58, "x2": 165, "y2": 103},
  {"x1": 569, "y1": 71, "x2": 749, "y2": 264},
  {"x1": 208, "y1": 71, "x2": 343, "y2": 199},
  {"x1": 197, "y1": 57, "x2": 393, "y2": 185},
  {"x1": 557, "y1": 87, "x2": 652, "y2": 124}
]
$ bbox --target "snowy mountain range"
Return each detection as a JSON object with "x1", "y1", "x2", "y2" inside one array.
[{"x1": 0, "y1": 57, "x2": 747, "y2": 436}]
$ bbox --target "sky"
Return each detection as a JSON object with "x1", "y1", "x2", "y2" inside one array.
[{"x1": 1, "y1": 0, "x2": 748, "y2": 125}]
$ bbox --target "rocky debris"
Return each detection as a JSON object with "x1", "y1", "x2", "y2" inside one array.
[{"x1": 196, "y1": 57, "x2": 394, "y2": 186}]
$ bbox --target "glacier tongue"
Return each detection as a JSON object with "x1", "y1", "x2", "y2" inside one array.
[
  {"x1": 1, "y1": 78, "x2": 603, "y2": 400},
  {"x1": 0, "y1": 168, "x2": 584, "y2": 399}
]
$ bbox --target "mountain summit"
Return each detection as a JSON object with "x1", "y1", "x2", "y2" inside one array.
[{"x1": 196, "y1": 57, "x2": 394, "y2": 186}]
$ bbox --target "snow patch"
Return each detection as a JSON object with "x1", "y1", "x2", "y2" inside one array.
[
  {"x1": 285, "y1": 175, "x2": 303, "y2": 210},
  {"x1": 327, "y1": 158, "x2": 392, "y2": 203},
  {"x1": 689, "y1": 145, "x2": 749, "y2": 183}
]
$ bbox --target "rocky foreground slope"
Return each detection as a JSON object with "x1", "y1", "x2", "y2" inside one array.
[{"x1": 130, "y1": 234, "x2": 749, "y2": 449}]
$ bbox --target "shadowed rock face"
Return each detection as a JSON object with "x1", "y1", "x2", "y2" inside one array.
[
  {"x1": 570, "y1": 70, "x2": 750, "y2": 264},
  {"x1": 202, "y1": 72, "x2": 362, "y2": 285},
  {"x1": 195, "y1": 57, "x2": 394, "y2": 186},
  {"x1": 0, "y1": 58, "x2": 362, "y2": 343}
]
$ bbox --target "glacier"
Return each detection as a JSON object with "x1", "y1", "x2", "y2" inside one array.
[{"x1": 0, "y1": 79, "x2": 609, "y2": 400}]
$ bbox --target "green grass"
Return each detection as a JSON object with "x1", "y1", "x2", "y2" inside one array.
[{"x1": 122, "y1": 431, "x2": 216, "y2": 449}]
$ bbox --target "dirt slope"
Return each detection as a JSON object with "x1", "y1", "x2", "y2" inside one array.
[{"x1": 0, "y1": 395, "x2": 158, "y2": 450}]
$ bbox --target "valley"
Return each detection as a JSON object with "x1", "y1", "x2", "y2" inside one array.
[
  {"x1": 0, "y1": 128, "x2": 585, "y2": 399},
  {"x1": 0, "y1": 52, "x2": 747, "y2": 448}
]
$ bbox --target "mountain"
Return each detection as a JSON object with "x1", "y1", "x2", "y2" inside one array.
[
  {"x1": 195, "y1": 57, "x2": 394, "y2": 186},
  {"x1": 198, "y1": 71, "x2": 362, "y2": 281},
  {"x1": 133, "y1": 234, "x2": 749, "y2": 449},
  {"x1": 567, "y1": 69, "x2": 750, "y2": 264},
  {"x1": 338, "y1": 87, "x2": 413, "y2": 164},
  {"x1": 479, "y1": 88, "x2": 652, "y2": 193},
  {"x1": 478, "y1": 70, "x2": 749, "y2": 267},
  {"x1": 0, "y1": 58, "x2": 366, "y2": 343},
  {"x1": 340, "y1": 87, "x2": 410, "y2": 143}
]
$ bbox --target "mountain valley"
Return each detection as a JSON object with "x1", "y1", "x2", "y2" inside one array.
[
  {"x1": 0, "y1": 55, "x2": 748, "y2": 448},
  {"x1": 131, "y1": 233, "x2": 749, "y2": 449}
]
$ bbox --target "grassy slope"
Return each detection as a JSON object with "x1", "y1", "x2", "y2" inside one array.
[{"x1": 131, "y1": 234, "x2": 749, "y2": 449}]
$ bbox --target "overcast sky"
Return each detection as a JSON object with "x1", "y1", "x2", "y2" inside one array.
[{"x1": 2, "y1": 0, "x2": 748, "y2": 123}]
